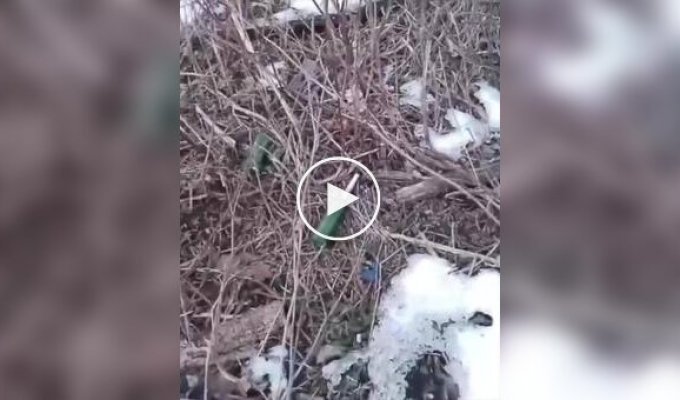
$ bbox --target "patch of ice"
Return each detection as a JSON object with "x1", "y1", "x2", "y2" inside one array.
[
  {"x1": 367, "y1": 254, "x2": 499, "y2": 400},
  {"x1": 473, "y1": 81, "x2": 500, "y2": 131},
  {"x1": 248, "y1": 345, "x2": 288, "y2": 399},
  {"x1": 399, "y1": 79, "x2": 435, "y2": 109}
]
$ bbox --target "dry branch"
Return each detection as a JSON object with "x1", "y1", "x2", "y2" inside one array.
[
  {"x1": 386, "y1": 232, "x2": 498, "y2": 266},
  {"x1": 395, "y1": 177, "x2": 449, "y2": 202}
]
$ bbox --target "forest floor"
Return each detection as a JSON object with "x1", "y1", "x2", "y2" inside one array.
[{"x1": 180, "y1": 0, "x2": 500, "y2": 397}]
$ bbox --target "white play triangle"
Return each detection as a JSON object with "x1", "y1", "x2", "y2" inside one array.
[{"x1": 326, "y1": 183, "x2": 359, "y2": 216}]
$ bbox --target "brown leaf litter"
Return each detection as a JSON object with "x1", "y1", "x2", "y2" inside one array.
[
  {"x1": 211, "y1": 300, "x2": 283, "y2": 362},
  {"x1": 181, "y1": 0, "x2": 500, "y2": 397}
]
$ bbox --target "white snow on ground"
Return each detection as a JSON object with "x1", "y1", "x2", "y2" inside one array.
[
  {"x1": 427, "y1": 108, "x2": 490, "y2": 161},
  {"x1": 428, "y1": 128, "x2": 476, "y2": 161},
  {"x1": 431, "y1": 108, "x2": 489, "y2": 160},
  {"x1": 247, "y1": 345, "x2": 288, "y2": 399},
  {"x1": 474, "y1": 81, "x2": 500, "y2": 131},
  {"x1": 322, "y1": 349, "x2": 369, "y2": 388},
  {"x1": 274, "y1": 0, "x2": 366, "y2": 23},
  {"x1": 367, "y1": 254, "x2": 499, "y2": 400},
  {"x1": 399, "y1": 79, "x2": 435, "y2": 109},
  {"x1": 402, "y1": 80, "x2": 499, "y2": 161}
]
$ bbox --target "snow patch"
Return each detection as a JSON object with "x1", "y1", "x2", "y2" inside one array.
[
  {"x1": 367, "y1": 254, "x2": 499, "y2": 400},
  {"x1": 247, "y1": 345, "x2": 288, "y2": 399},
  {"x1": 427, "y1": 108, "x2": 490, "y2": 160},
  {"x1": 274, "y1": 0, "x2": 366, "y2": 23},
  {"x1": 322, "y1": 350, "x2": 369, "y2": 388},
  {"x1": 473, "y1": 81, "x2": 500, "y2": 131},
  {"x1": 399, "y1": 79, "x2": 435, "y2": 109}
]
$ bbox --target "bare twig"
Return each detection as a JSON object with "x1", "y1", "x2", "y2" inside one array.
[{"x1": 386, "y1": 232, "x2": 498, "y2": 266}]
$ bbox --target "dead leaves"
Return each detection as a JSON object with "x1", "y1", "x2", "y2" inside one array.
[
  {"x1": 208, "y1": 252, "x2": 282, "y2": 360},
  {"x1": 212, "y1": 300, "x2": 284, "y2": 361},
  {"x1": 217, "y1": 252, "x2": 275, "y2": 282}
]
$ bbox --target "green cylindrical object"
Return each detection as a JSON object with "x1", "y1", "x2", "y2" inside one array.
[
  {"x1": 242, "y1": 133, "x2": 275, "y2": 174},
  {"x1": 312, "y1": 173, "x2": 360, "y2": 249},
  {"x1": 312, "y1": 209, "x2": 347, "y2": 248}
]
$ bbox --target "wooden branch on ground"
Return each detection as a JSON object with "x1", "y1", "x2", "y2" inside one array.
[
  {"x1": 395, "y1": 177, "x2": 449, "y2": 203},
  {"x1": 386, "y1": 232, "x2": 498, "y2": 266}
]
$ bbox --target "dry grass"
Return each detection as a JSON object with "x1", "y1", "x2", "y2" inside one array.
[{"x1": 180, "y1": 0, "x2": 499, "y2": 397}]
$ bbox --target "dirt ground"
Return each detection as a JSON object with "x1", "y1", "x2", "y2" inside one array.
[{"x1": 180, "y1": 0, "x2": 499, "y2": 398}]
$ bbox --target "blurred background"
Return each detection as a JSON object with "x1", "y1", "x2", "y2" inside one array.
[
  {"x1": 503, "y1": 0, "x2": 680, "y2": 398},
  {"x1": 0, "y1": 1, "x2": 177, "y2": 399}
]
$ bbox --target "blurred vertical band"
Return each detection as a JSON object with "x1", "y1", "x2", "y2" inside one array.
[
  {"x1": 503, "y1": 0, "x2": 680, "y2": 398},
  {"x1": 0, "y1": 1, "x2": 178, "y2": 399}
]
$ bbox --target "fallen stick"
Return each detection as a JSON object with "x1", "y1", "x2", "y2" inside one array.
[
  {"x1": 386, "y1": 232, "x2": 498, "y2": 266},
  {"x1": 395, "y1": 177, "x2": 449, "y2": 203}
]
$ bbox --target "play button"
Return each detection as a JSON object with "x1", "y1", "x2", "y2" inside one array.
[
  {"x1": 296, "y1": 157, "x2": 381, "y2": 241},
  {"x1": 326, "y1": 182, "x2": 359, "y2": 216}
]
